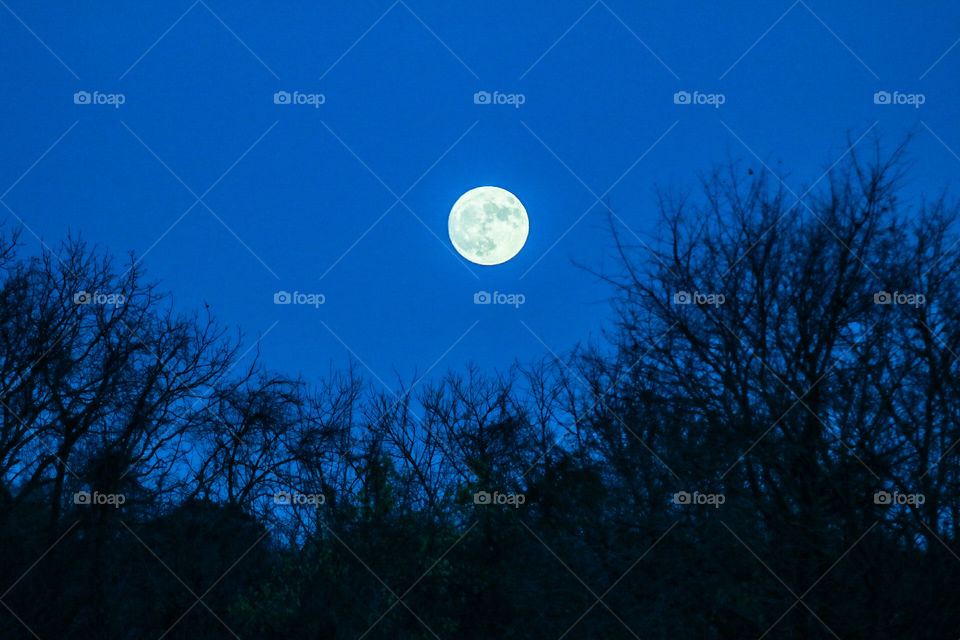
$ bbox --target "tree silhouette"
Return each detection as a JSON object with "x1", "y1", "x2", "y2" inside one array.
[{"x1": 1, "y1": 137, "x2": 959, "y2": 639}]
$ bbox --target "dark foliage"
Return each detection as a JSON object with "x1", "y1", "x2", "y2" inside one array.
[{"x1": 1, "y1": 138, "x2": 958, "y2": 639}]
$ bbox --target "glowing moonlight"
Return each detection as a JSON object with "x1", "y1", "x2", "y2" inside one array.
[{"x1": 448, "y1": 186, "x2": 529, "y2": 265}]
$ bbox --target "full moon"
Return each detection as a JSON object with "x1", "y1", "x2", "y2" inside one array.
[{"x1": 448, "y1": 186, "x2": 528, "y2": 265}]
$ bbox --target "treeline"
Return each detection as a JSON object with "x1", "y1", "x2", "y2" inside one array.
[{"x1": 1, "y1": 138, "x2": 959, "y2": 638}]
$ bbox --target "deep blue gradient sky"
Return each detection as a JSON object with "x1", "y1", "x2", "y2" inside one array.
[{"x1": 1, "y1": 1, "x2": 958, "y2": 385}]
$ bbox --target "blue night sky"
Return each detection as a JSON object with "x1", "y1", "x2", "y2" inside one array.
[{"x1": 1, "y1": 1, "x2": 958, "y2": 385}]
